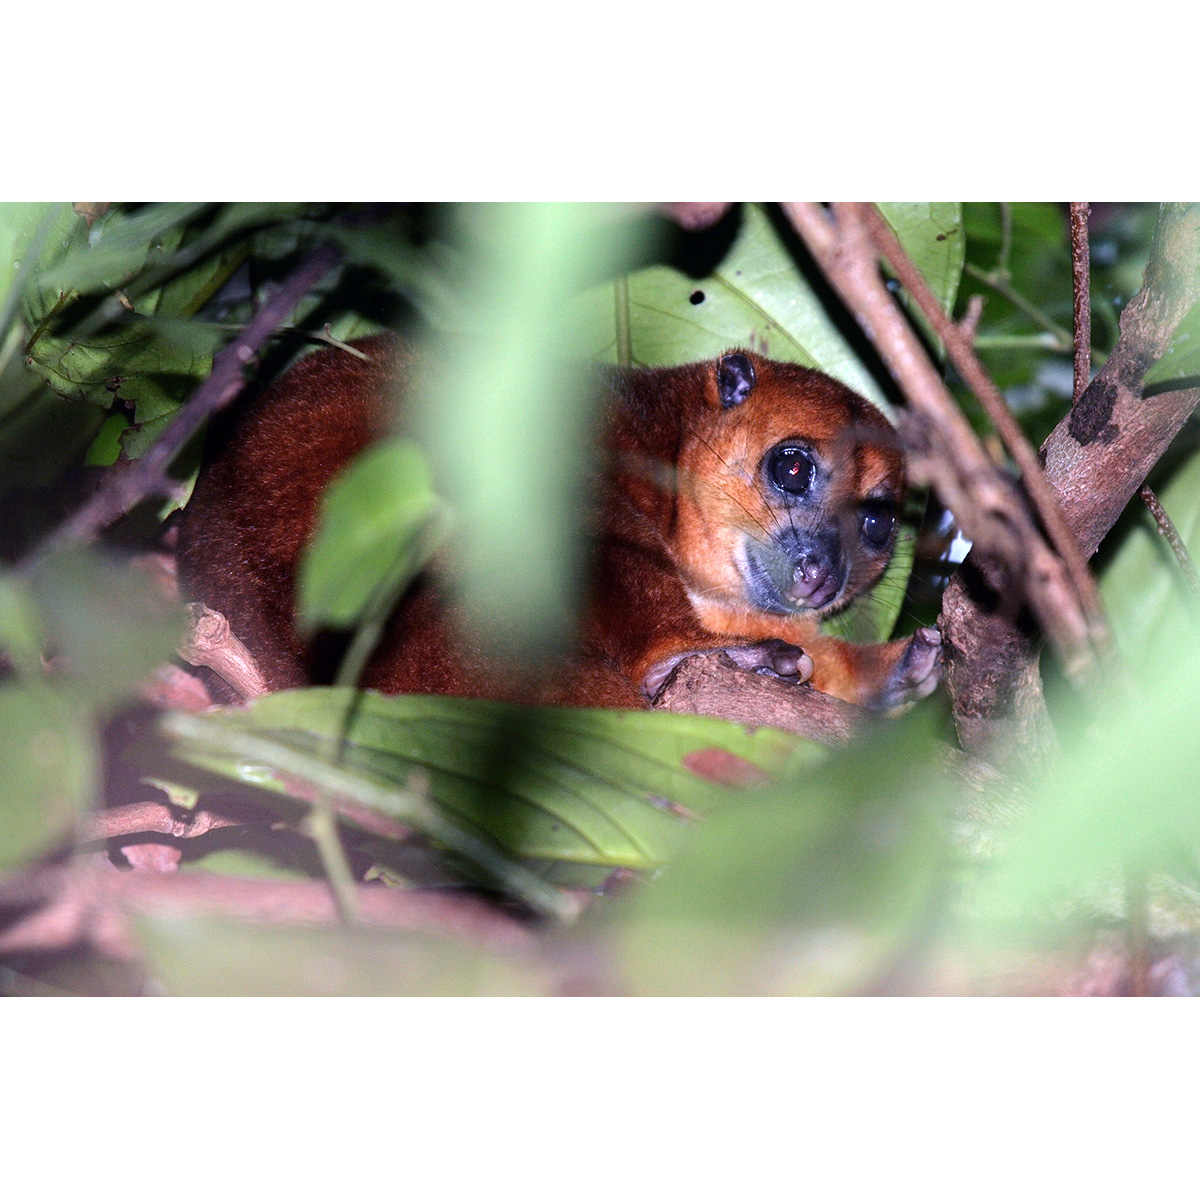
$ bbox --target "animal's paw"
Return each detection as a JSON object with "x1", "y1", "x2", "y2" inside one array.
[
  {"x1": 641, "y1": 639, "x2": 814, "y2": 702},
  {"x1": 720, "y1": 639, "x2": 814, "y2": 683},
  {"x1": 872, "y1": 626, "x2": 943, "y2": 712}
]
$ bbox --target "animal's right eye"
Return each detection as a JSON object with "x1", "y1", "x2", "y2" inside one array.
[{"x1": 767, "y1": 446, "x2": 815, "y2": 496}]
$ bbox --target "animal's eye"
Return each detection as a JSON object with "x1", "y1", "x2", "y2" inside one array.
[
  {"x1": 768, "y1": 446, "x2": 815, "y2": 495},
  {"x1": 860, "y1": 504, "x2": 896, "y2": 548}
]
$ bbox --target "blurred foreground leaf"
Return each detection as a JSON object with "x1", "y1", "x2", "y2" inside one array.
[
  {"x1": 136, "y1": 915, "x2": 544, "y2": 996},
  {"x1": 968, "y1": 642, "x2": 1200, "y2": 934},
  {"x1": 611, "y1": 715, "x2": 949, "y2": 995},
  {"x1": 0, "y1": 685, "x2": 96, "y2": 870},
  {"x1": 28, "y1": 548, "x2": 185, "y2": 712},
  {"x1": 413, "y1": 203, "x2": 656, "y2": 658}
]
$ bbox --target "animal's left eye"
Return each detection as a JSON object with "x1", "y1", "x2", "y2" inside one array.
[
  {"x1": 860, "y1": 504, "x2": 896, "y2": 548},
  {"x1": 768, "y1": 446, "x2": 815, "y2": 495}
]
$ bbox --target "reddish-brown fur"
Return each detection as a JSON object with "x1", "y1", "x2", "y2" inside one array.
[{"x1": 177, "y1": 335, "x2": 940, "y2": 710}]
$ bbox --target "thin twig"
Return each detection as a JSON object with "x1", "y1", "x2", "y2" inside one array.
[
  {"x1": 964, "y1": 261, "x2": 1074, "y2": 352},
  {"x1": 24, "y1": 241, "x2": 344, "y2": 568},
  {"x1": 1138, "y1": 484, "x2": 1200, "y2": 598},
  {"x1": 1070, "y1": 202, "x2": 1092, "y2": 403}
]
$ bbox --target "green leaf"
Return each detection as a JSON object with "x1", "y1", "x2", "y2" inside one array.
[
  {"x1": 0, "y1": 684, "x2": 97, "y2": 870},
  {"x1": 163, "y1": 689, "x2": 822, "y2": 874},
  {"x1": 568, "y1": 202, "x2": 963, "y2": 410},
  {"x1": 297, "y1": 438, "x2": 447, "y2": 633},
  {"x1": 0, "y1": 571, "x2": 45, "y2": 677},
  {"x1": 1146, "y1": 299, "x2": 1200, "y2": 389},
  {"x1": 85, "y1": 412, "x2": 130, "y2": 467},
  {"x1": 25, "y1": 313, "x2": 223, "y2": 413},
  {"x1": 821, "y1": 523, "x2": 915, "y2": 643},
  {"x1": 612, "y1": 715, "x2": 948, "y2": 995},
  {"x1": 413, "y1": 204, "x2": 655, "y2": 658},
  {"x1": 1098, "y1": 447, "x2": 1200, "y2": 665},
  {"x1": 0, "y1": 202, "x2": 57, "y2": 317},
  {"x1": 28, "y1": 548, "x2": 185, "y2": 713},
  {"x1": 970, "y1": 643, "x2": 1200, "y2": 924},
  {"x1": 27, "y1": 203, "x2": 211, "y2": 300},
  {"x1": 136, "y1": 915, "x2": 544, "y2": 996}
]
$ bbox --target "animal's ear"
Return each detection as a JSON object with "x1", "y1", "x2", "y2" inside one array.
[{"x1": 717, "y1": 353, "x2": 756, "y2": 408}]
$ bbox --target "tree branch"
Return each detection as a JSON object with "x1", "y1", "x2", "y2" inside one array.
[
  {"x1": 0, "y1": 862, "x2": 534, "y2": 962},
  {"x1": 780, "y1": 202, "x2": 1101, "y2": 716},
  {"x1": 944, "y1": 203, "x2": 1200, "y2": 763}
]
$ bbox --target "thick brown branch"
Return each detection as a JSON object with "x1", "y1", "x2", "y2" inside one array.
[
  {"x1": 653, "y1": 652, "x2": 866, "y2": 745},
  {"x1": 182, "y1": 602, "x2": 269, "y2": 702},
  {"x1": 1045, "y1": 203, "x2": 1200, "y2": 559}
]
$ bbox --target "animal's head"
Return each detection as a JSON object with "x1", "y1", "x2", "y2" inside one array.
[{"x1": 672, "y1": 351, "x2": 905, "y2": 622}]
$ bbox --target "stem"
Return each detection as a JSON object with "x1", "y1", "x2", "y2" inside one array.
[
  {"x1": 997, "y1": 202, "x2": 1013, "y2": 276},
  {"x1": 1138, "y1": 484, "x2": 1200, "y2": 600},
  {"x1": 964, "y1": 261, "x2": 1074, "y2": 352},
  {"x1": 1070, "y1": 203, "x2": 1092, "y2": 402},
  {"x1": 614, "y1": 275, "x2": 633, "y2": 367}
]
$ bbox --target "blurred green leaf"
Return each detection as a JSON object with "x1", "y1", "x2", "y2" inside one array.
[
  {"x1": 164, "y1": 689, "x2": 821, "y2": 874},
  {"x1": 0, "y1": 684, "x2": 97, "y2": 870},
  {"x1": 136, "y1": 915, "x2": 544, "y2": 996},
  {"x1": 612, "y1": 715, "x2": 948, "y2": 994},
  {"x1": 28, "y1": 548, "x2": 185, "y2": 712},
  {"x1": 180, "y1": 849, "x2": 315, "y2": 882},
  {"x1": 0, "y1": 571, "x2": 45, "y2": 677},
  {"x1": 968, "y1": 643, "x2": 1200, "y2": 932},
  {"x1": 0, "y1": 202, "x2": 57, "y2": 318},
  {"x1": 26, "y1": 203, "x2": 211, "y2": 300},
  {"x1": 414, "y1": 203, "x2": 655, "y2": 658},
  {"x1": 297, "y1": 438, "x2": 447, "y2": 633}
]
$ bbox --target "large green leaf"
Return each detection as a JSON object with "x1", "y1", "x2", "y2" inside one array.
[
  {"x1": 0, "y1": 684, "x2": 97, "y2": 870},
  {"x1": 163, "y1": 689, "x2": 822, "y2": 875},
  {"x1": 568, "y1": 202, "x2": 963, "y2": 411}
]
